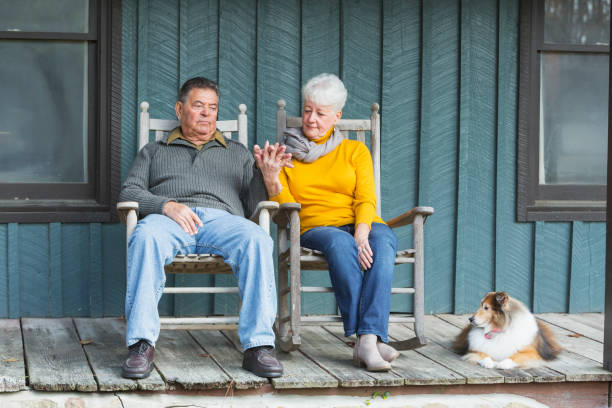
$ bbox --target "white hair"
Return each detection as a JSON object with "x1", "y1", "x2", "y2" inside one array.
[{"x1": 302, "y1": 73, "x2": 347, "y2": 113}]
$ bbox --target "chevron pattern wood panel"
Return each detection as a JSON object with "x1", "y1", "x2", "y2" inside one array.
[
  {"x1": 494, "y1": 0, "x2": 534, "y2": 308},
  {"x1": 19, "y1": 225, "x2": 49, "y2": 316},
  {"x1": 138, "y1": 0, "x2": 180, "y2": 121},
  {"x1": 454, "y1": 0, "x2": 498, "y2": 313},
  {"x1": 381, "y1": 0, "x2": 421, "y2": 313},
  {"x1": 218, "y1": 0, "x2": 257, "y2": 145},
  {"x1": 341, "y1": 0, "x2": 380, "y2": 119},
  {"x1": 7, "y1": 224, "x2": 18, "y2": 318},
  {"x1": 256, "y1": 0, "x2": 301, "y2": 147},
  {"x1": 0, "y1": 225, "x2": 6, "y2": 317},
  {"x1": 49, "y1": 223, "x2": 62, "y2": 317},
  {"x1": 418, "y1": 0, "x2": 460, "y2": 314},
  {"x1": 61, "y1": 224, "x2": 90, "y2": 317},
  {"x1": 533, "y1": 222, "x2": 571, "y2": 313},
  {"x1": 121, "y1": 0, "x2": 138, "y2": 180},
  {"x1": 179, "y1": 0, "x2": 218, "y2": 85},
  {"x1": 299, "y1": 0, "x2": 342, "y2": 315},
  {"x1": 102, "y1": 224, "x2": 126, "y2": 317},
  {"x1": 214, "y1": 0, "x2": 258, "y2": 316},
  {"x1": 569, "y1": 222, "x2": 606, "y2": 313},
  {"x1": 302, "y1": 0, "x2": 340, "y2": 84}
]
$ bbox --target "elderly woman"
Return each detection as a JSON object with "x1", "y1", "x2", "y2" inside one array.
[{"x1": 254, "y1": 73, "x2": 399, "y2": 371}]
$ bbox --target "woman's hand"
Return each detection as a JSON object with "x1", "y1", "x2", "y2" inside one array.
[
  {"x1": 254, "y1": 141, "x2": 293, "y2": 196},
  {"x1": 354, "y1": 223, "x2": 373, "y2": 270}
]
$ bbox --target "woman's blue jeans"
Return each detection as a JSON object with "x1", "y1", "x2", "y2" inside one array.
[
  {"x1": 125, "y1": 208, "x2": 277, "y2": 351},
  {"x1": 300, "y1": 222, "x2": 397, "y2": 343}
]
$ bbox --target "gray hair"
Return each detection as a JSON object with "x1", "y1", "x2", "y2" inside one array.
[{"x1": 302, "y1": 73, "x2": 347, "y2": 113}]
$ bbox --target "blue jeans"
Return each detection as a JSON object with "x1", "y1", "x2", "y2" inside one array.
[
  {"x1": 125, "y1": 208, "x2": 276, "y2": 351},
  {"x1": 300, "y1": 222, "x2": 397, "y2": 343}
]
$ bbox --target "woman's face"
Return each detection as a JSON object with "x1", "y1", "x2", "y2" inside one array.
[{"x1": 301, "y1": 99, "x2": 342, "y2": 140}]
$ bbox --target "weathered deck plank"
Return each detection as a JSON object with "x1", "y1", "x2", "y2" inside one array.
[
  {"x1": 544, "y1": 351, "x2": 612, "y2": 382},
  {"x1": 221, "y1": 330, "x2": 338, "y2": 389},
  {"x1": 569, "y1": 312, "x2": 604, "y2": 330},
  {"x1": 188, "y1": 330, "x2": 268, "y2": 390},
  {"x1": 388, "y1": 323, "x2": 505, "y2": 384},
  {"x1": 2, "y1": 315, "x2": 609, "y2": 394},
  {"x1": 155, "y1": 329, "x2": 231, "y2": 390},
  {"x1": 74, "y1": 318, "x2": 165, "y2": 391},
  {"x1": 22, "y1": 318, "x2": 97, "y2": 391},
  {"x1": 324, "y1": 325, "x2": 465, "y2": 385},
  {"x1": 297, "y1": 326, "x2": 404, "y2": 387},
  {"x1": 538, "y1": 318, "x2": 603, "y2": 363},
  {"x1": 537, "y1": 313, "x2": 603, "y2": 343},
  {"x1": 426, "y1": 315, "x2": 562, "y2": 383},
  {"x1": 0, "y1": 320, "x2": 26, "y2": 392}
]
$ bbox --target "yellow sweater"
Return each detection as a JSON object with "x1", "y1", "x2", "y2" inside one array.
[{"x1": 271, "y1": 128, "x2": 383, "y2": 235}]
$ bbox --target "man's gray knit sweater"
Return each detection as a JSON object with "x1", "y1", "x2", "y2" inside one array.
[{"x1": 118, "y1": 130, "x2": 267, "y2": 218}]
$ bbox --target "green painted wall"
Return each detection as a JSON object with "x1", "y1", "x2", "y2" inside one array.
[{"x1": 0, "y1": 0, "x2": 605, "y2": 318}]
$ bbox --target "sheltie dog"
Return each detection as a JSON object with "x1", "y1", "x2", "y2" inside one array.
[{"x1": 453, "y1": 291, "x2": 562, "y2": 369}]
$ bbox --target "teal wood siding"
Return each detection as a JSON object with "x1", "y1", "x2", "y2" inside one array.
[{"x1": 0, "y1": 0, "x2": 605, "y2": 318}]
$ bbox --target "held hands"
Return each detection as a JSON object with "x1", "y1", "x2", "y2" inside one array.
[
  {"x1": 253, "y1": 141, "x2": 293, "y2": 196},
  {"x1": 354, "y1": 223, "x2": 373, "y2": 270},
  {"x1": 163, "y1": 201, "x2": 203, "y2": 235}
]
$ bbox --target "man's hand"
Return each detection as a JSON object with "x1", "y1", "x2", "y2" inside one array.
[
  {"x1": 253, "y1": 141, "x2": 293, "y2": 196},
  {"x1": 163, "y1": 201, "x2": 203, "y2": 235},
  {"x1": 354, "y1": 223, "x2": 373, "y2": 270}
]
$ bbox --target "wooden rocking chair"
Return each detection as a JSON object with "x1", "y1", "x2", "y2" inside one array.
[
  {"x1": 117, "y1": 101, "x2": 278, "y2": 329},
  {"x1": 273, "y1": 99, "x2": 433, "y2": 352}
]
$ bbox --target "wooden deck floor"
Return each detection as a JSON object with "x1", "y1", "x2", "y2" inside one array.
[{"x1": 1, "y1": 313, "x2": 610, "y2": 394}]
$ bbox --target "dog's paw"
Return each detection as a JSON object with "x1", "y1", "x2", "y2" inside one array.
[
  {"x1": 497, "y1": 358, "x2": 518, "y2": 370},
  {"x1": 478, "y1": 357, "x2": 496, "y2": 369}
]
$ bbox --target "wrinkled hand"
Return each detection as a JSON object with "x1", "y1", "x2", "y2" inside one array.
[
  {"x1": 253, "y1": 141, "x2": 293, "y2": 196},
  {"x1": 163, "y1": 201, "x2": 202, "y2": 235},
  {"x1": 354, "y1": 223, "x2": 373, "y2": 270}
]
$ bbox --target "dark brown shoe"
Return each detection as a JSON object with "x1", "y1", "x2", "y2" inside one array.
[
  {"x1": 242, "y1": 346, "x2": 283, "y2": 378},
  {"x1": 121, "y1": 340, "x2": 154, "y2": 379}
]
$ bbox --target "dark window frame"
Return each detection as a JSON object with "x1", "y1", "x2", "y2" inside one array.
[
  {"x1": 518, "y1": 0, "x2": 608, "y2": 222},
  {"x1": 0, "y1": 0, "x2": 121, "y2": 223}
]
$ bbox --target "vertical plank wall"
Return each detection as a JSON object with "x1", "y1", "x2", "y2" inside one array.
[{"x1": 0, "y1": 0, "x2": 605, "y2": 318}]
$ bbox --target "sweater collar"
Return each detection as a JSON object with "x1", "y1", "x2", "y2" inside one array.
[
  {"x1": 311, "y1": 126, "x2": 335, "y2": 145},
  {"x1": 166, "y1": 127, "x2": 227, "y2": 149}
]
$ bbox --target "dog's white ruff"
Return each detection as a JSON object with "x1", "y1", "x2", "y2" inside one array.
[{"x1": 467, "y1": 301, "x2": 539, "y2": 363}]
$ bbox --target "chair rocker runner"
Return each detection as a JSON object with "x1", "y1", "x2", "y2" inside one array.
[
  {"x1": 273, "y1": 99, "x2": 433, "y2": 352},
  {"x1": 117, "y1": 101, "x2": 278, "y2": 329}
]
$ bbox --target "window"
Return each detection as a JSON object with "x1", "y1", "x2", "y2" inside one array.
[
  {"x1": 0, "y1": 0, "x2": 121, "y2": 222},
  {"x1": 518, "y1": 0, "x2": 609, "y2": 221}
]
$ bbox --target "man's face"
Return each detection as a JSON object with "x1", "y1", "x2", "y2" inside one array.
[{"x1": 175, "y1": 87, "x2": 218, "y2": 143}]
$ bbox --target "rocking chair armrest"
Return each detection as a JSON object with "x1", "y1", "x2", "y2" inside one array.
[
  {"x1": 117, "y1": 201, "x2": 139, "y2": 225},
  {"x1": 272, "y1": 202, "x2": 302, "y2": 229},
  {"x1": 384, "y1": 206, "x2": 434, "y2": 229},
  {"x1": 249, "y1": 201, "x2": 279, "y2": 231}
]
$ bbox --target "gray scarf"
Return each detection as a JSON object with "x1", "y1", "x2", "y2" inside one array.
[{"x1": 282, "y1": 127, "x2": 343, "y2": 163}]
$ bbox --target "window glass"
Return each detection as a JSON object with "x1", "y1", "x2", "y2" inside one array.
[
  {"x1": 539, "y1": 52, "x2": 608, "y2": 185},
  {"x1": 0, "y1": 0, "x2": 88, "y2": 33},
  {"x1": 544, "y1": 0, "x2": 610, "y2": 45},
  {"x1": 0, "y1": 40, "x2": 88, "y2": 183}
]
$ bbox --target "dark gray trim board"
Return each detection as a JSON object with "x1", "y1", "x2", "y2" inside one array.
[
  {"x1": 0, "y1": 0, "x2": 122, "y2": 223},
  {"x1": 517, "y1": 0, "x2": 607, "y2": 222}
]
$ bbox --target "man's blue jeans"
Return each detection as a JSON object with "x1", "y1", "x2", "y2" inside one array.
[
  {"x1": 300, "y1": 222, "x2": 397, "y2": 343},
  {"x1": 125, "y1": 207, "x2": 276, "y2": 351}
]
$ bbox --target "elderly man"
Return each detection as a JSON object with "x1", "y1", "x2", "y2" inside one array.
[{"x1": 118, "y1": 77, "x2": 286, "y2": 379}]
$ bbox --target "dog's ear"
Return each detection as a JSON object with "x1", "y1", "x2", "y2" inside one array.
[{"x1": 495, "y1": 291, "x2": 509, "y2": 307}]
